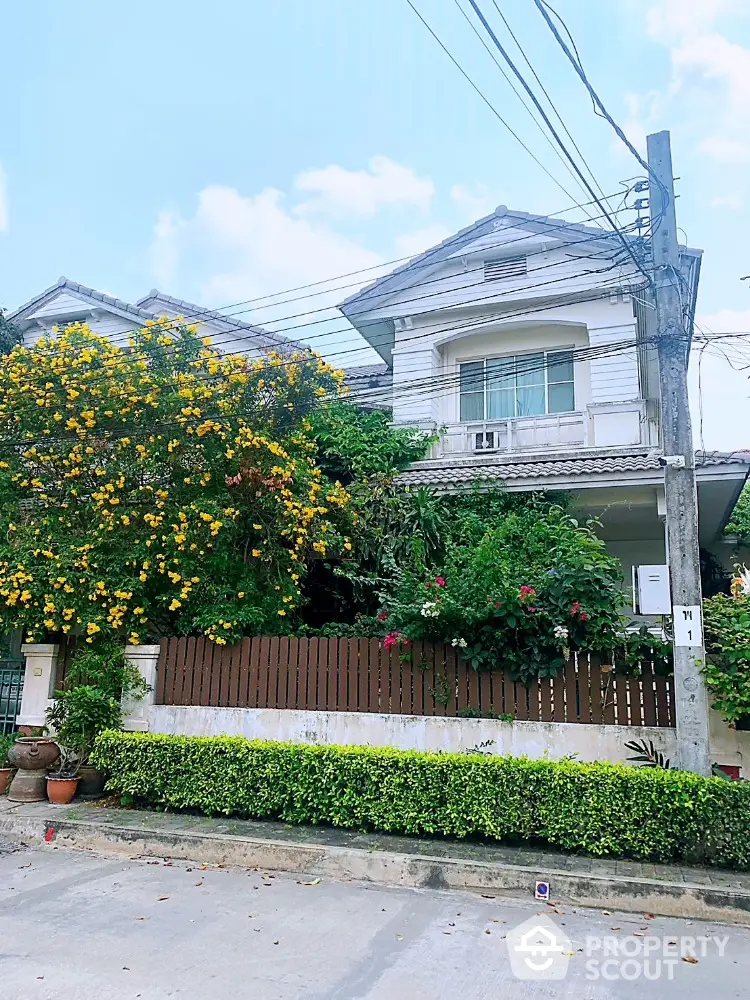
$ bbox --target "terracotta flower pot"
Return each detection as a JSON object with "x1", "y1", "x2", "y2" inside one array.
[
  {"x1": 47, "y1": 776, "x2": 79, "y2": 805},
  {"x1": 0, "y1": 767, "x2": 13, "y2": 795}
]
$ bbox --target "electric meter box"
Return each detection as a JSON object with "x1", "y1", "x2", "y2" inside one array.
[{"x1": 635, "y1": 565, "x2": 671, "y2": 615}]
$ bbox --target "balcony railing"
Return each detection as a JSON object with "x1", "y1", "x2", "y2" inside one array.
[{"x1": 436, "y1": 412, "x2": 588, "y2": 457}]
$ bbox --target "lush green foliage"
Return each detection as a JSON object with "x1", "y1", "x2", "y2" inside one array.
[
  {"x1": 703, "y1": 594, "x2": 750, "y2": 723},
  {"x1": 0, "y1": 321, "x2": 350, "y2": 646},
  {"x1": 383, "y1": 504, "x2": 645, "y2": 682},
  {"x1": 93, "y1": 731, "x2": 750, "y2": 868},
  {"x1": 310, "y1": 403, "x2": 432, "y2": 483},
  {"x1": 725, "y1": 483, "x2": 750, "y2": 540},
  {"x1": 0, "y1": 731, "x2": 19, "y2": 766},
  {"x1": 46, "y1": 643, "x2": 149, "y2": 761},
  {"x1": 0, "y1": 309, "x2": 20, "y2": 356}
]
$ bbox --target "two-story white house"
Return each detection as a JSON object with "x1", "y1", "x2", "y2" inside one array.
[{"x1": 340, "y1": 205, "x2": 750, "y2": 586}]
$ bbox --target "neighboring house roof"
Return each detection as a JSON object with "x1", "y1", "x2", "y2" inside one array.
[
  {"x1": 9, "y1": 277, "x2": 156, "y2": 327},
  {"x1": 342, "y1": 363, "x2": 392, "y2": 380},
  {"x1": 10, "y1": 278, "x2": 308, "y2": 355},
  {"x1": 397, "y1": 449, "x2": 750, "y2": 490},
  {"x1": 136, "y1": 289, "x2": 309, "y2": 355}
]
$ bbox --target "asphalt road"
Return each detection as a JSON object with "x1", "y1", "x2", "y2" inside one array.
[{"x1": 0, "y1": 836, "x2": 747, "y2": 999}]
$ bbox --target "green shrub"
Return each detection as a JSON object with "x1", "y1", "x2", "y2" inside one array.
[{"x1": 92, "y1": 731, "x2": 750, "y2": 869}]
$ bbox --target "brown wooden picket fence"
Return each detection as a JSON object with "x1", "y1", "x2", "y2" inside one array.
[{"x1": 155, "y1": 636, "x2": 675, "y2": 728}]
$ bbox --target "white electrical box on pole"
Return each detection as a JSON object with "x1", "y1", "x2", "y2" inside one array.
[{"x1": 647, "y1": 130, "x2": 711, "y2": 775}]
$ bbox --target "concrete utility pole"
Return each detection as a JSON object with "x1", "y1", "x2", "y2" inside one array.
[{"x1": 647, "y1": 130, "x2": 711, "y2": 775}]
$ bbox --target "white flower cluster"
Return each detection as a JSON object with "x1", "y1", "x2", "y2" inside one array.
[
  {"x1": 420, "y1": 601, "x2": 440, "y2": 618},
  {"x1": 451, "y1": 637, "x2": 468, "y2": 648},
  {"x1": 553, "y1": 625, "x2": 569, "y2": 641}
]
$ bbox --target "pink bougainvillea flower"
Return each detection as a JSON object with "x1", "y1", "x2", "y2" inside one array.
[
  {"x1": 569, "y1": 601, "x2": 582, "y2": 615},
  {"x1": 519, "y1": 585, "x2": 536, "y2": 601},
  {"x1": 434, "y1": 576, "x2": 446, "y2": 587},
  {"x1": 383, "y1": 631, "x2": 406, "y2": 649},
  {"x1": 527, "y1": 606, "x2": 538, "y2": 613},
  {"x1": 494, "y1": 601, "x2": 502, "y2": 607},
  {"x1": 579, "y1": 612, "x2": 588, "y2": 622},
  {"x1": 376, "y1": 610, "x2": 389, "y2": 622}
]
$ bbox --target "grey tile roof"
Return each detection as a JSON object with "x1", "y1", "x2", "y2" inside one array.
[
  {"x1": 342, "y1": 363, "x2": 392, "y2": 381},
  {"x1": 397, "y1": 451, "x2": 750, "y2": 488},
  {"x1": 339, "y1": 205, "x2": 702, "y2": 316},
  {"x1": 136, "y1": 290, "x2": 309, "y2": 354},
  {"x1": 10, "y1": 277, "x2": 157, "y2": 325}
]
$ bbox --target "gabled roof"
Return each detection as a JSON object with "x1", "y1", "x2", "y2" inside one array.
[
  {"x1": 10, "y1": 277, "x2": 156, "y2": 327},
  {"x1": 136, "y1": 290, "x2": 309, "y2": 355},
  {"x1": 10, "y1": 278, "x2": 308, "y2": 355},
  {"x1": 340, "y1": 204, "x2": 702, "y2": 320}
]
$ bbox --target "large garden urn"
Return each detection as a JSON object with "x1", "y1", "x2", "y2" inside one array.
[{"x1": 7, "y1": 738, "x2": 59, "y2": 802}]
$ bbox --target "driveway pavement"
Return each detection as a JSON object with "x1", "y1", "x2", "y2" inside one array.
[{"x1": 0, "y1": 837, "x2": 747, "y2": 999}]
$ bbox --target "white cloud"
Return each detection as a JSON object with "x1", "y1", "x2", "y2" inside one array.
[
  {"x1": 393, "y1": 224, "x2": 452, "y2": 259},
  {"x1": 711, "y1": 192, "x2": 744, "y2": 210},
  {"x1": 645, "y1": 1, "x2": 750, "y2": 143},
  {"x1": 294, "y1": 155, "x2": 434, "y2": 217},
  {"x1": 0, "y1": 163, "x2": 7, "y2": 231},
  {"x1": 699, "y1": 136, "x2": 750, "y2": 164},
  {"x1": 149, "y1": 184, "x2": 384, "y2": 308},
  {"x1": 450, "y1": 183, "x2": 496, "y2": 222}
]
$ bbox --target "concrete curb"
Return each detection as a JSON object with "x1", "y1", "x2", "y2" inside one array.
[{"x1": 2, "y1": 810, "x2": 750, "y2": 925}]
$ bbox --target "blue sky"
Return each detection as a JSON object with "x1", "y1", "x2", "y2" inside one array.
[{"x1": 2, "y1": 0, "x2": 750, "y2": 448}]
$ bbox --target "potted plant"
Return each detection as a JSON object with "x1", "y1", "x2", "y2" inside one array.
[
  {"x1": 0, "y1": 732, "x2": 18, "y2": 795},
  {"x1": 45, "y1": 643, "x2": 148, "y2": 797},
  {"x1": 46, "y1": 746, "x2": 81, "y2": 805}
]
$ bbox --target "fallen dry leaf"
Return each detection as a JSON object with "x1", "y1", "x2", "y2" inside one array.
[
  {"x1": 396, "y1": 934, "x2": 404, "y2": 941},
  {"x1": 480, "y1": 894, "x2": 496, "y2": 899},
  {"x1": 135, "y1": 917, "x2": 147, "y2": 921},
  {"x1": 194, "y1": 881, "x2": 203, "y2": 887},
  {"x1": 683, "y1": 956, "x2": 699, "y2": 965},
  {"x1": 644, "y1": 913, "x2": 655, "y2": 920},
  {"x1": 633, "y1": 932, "x2": 645, "y2": 937},
  {"x1": 296, "y1": 878, "x2": 321, "y2": 886},
  {"x1": 601, "y1": 910, "x2": 611, "y2": 916},
  {"x1": 157, "y1": 896, "x2": 169, "y2": 901},
  {"x1": 611, "y1": 927, "x2": 621, "y2": 932}
]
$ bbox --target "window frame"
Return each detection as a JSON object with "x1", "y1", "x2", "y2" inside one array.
[{"x1": 458, "y1": 349, "x2": 576, "y2": 423}]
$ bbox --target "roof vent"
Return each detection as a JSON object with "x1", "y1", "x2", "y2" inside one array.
[{"x1": 483, "y1": 256, "x2": 528, "y2": 282}]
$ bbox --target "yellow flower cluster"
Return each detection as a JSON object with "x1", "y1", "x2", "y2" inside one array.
[{"x1": 0, "y1": 319, "x2": 351, "y2": 646}]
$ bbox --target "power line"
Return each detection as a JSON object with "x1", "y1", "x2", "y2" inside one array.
[
  {"x1": 450, "y1": 0, "x2": 604, "y2": 224},
  {"x1": 16, "y1": 209, "x2": 646, "y2": 394},
  {"x1": 404, "y1": 0, "x2": 588, "y2": 207},
  {"x1": 10, "y1": 258, "x2": 643, "y2": 410},
  {"x1": 488, "y1": 0, "x2": 611, "y2": 206},
  {"x1": 465, "y1": 0, "x2": 652, "y2": 284},
  {"x1": 532, "y1": 0, "x2": 669, "y2": 217}
]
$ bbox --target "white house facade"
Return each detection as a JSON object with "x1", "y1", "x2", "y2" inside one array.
[{"x1": 340, "y1": 206, "x2": 750, "y2": 587}]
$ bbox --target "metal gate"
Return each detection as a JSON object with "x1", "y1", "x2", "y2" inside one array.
[
  {"x1": 0, "y1": 631, "x2": 23, "y2": 734},
  {"x1": 0, "y1": 659, "x2": 23, "y2": 734}
]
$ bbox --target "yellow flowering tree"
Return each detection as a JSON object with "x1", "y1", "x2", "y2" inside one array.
[{"x1": 0, "y1": 320, "x2": 350, "y2": 645}]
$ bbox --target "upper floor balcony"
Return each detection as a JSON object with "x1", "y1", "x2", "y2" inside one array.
[{"x1": 430, "y1": 399, "x2": 660, "y2": 458}]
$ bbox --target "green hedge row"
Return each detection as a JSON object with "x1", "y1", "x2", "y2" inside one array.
[{"x1": 92, "y1": 731, "x2": 750, "y2": 868}]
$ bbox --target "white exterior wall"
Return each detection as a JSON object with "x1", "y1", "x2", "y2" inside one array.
[
  {"x1": 145, "y1": 704, "x2": 750, "y2": 774},
  {"x1": 149, "y1": 704, "x2": 673, "y2": 764}
]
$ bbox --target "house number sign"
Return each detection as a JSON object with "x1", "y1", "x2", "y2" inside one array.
[{"x1": 672, "y1": 605, "x2": 703, "y2": 647}]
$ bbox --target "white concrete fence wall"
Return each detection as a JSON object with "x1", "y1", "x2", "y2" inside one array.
[{"x1": 15, "y1": 643, "x2": 750, "y2": 773}]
